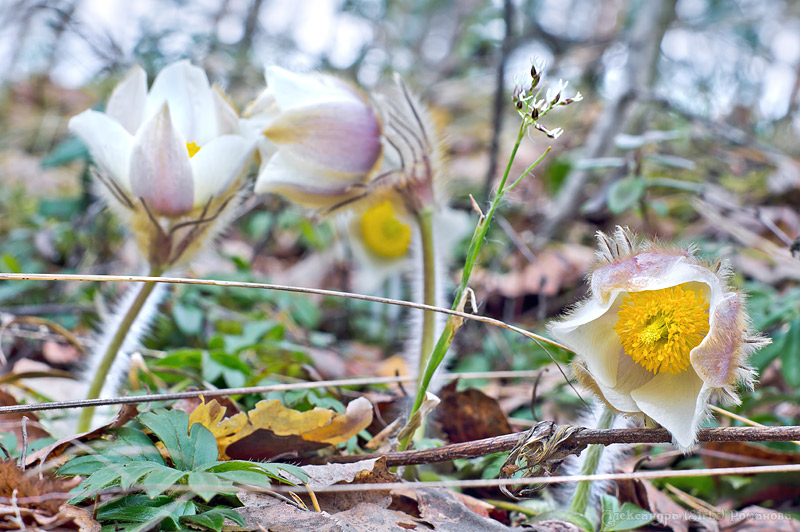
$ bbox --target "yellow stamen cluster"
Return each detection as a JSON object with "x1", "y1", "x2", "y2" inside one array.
[
  {"x1": 614, "y1": 285, "x2": 710, "y2": 374},
  {"x1": 186, "y1": 141, "x2": 201, "y2": 158},
  {"x1": 360, "y1": 201, "x2": 412, "y2": 258}
]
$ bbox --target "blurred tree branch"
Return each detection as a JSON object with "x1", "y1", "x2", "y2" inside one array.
[{"x1": 537, "y1": 0, "x2": 677, "y2": 244}]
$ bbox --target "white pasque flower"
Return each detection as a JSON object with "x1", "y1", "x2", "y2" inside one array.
[
  {"x1": 69, "y1": 60, "x2": 256, "y2": 266},
  {"x1": 549, "y1": 227, "x2": 768, "y2": 450},
  {"x1": 246, "y1": 66, "x2": 383, "y2": 211}
]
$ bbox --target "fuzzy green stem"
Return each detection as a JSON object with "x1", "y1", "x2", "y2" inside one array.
[
  {"x1": 77, "y1": 264, "x2": 163, "y2": 432},
  {"x1": 415, "y1": 208, "x2": 438, "y2": 379},
  {"x1": 398, "y1": 120, "x2": 552, "y2": 452},
  {"x1": 570, "y1": 408, "x2": 616, "y2": 516}
]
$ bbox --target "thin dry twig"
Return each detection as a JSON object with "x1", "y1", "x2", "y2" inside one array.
[
  {"x1": 316, "y1": 425, "x2": 800, "y2": 467},
  {"x1": 0, "y1": 272, "x2": 570, "y2": 353},
  {"x1": 0, "y1": 370, "x2": 541, "y2": 415},
  {"x1": 269, "y1": 463, "x2": 800, "y2": 494}
]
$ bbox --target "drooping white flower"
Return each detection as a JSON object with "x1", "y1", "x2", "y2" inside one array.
[
  {"x1": 69, "y1": 60, "x2": 255, "y2": 266},
  {"x1": 549, "y1": 227, "x2": 768, "y2": 450},
  {"x1": 246, "y1": 66, "x2": 383, "y2": 211}
]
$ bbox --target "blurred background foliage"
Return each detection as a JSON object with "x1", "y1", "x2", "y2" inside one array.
[{"x1": 1, "y1": 0, "x2": 800, "y2": 514}]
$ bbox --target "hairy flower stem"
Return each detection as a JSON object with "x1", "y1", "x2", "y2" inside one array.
[
  {"x1": 398, "y1": 119, "x2": 552, "y2": 452},
  {"x1": 77, "y1": 264, "x2": 164, "y2": 432},
  {"x1": 570, "y1": 408, "x2": 616, "y2": 516},
  {"x1": 415, "y1": 208, "x2": 437, "y2": 380}
]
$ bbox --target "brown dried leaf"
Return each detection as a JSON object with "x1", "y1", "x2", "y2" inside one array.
[
  {"x1": 190, "y1": 397, "x2": 372, "y2": 460},
  {"x1": 24, "y1": 403, "x2": 138, "y2": 467},
  {"x1": 233, "y1": 495, "x2": 348, "y2": 532},
  {"x1": 435, "y1": 381, "x2": 512, "y2": 444},
  {"x1": 0, "y1": 459, "x2": 72, "y2": 516},
  {"x1": 701, "y1": 441, "x2": 800, "y2": 468},
  {"x1": 718, "y1": 505, "x2": 800, "y2": 531},
  {"x1": 0, "y1": 390, "x2": 51, "y2": 451},
  {"x1": 303, "y1": 457, "x2": 399, "y2": 513}
]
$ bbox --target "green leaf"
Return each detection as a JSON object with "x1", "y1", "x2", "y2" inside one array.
[
  {"x1": 182, "y1": 507, "x2": 245, "y2": 532},
  {"x1": 41, "y1": 136, "x2": 89, "y2": 167},
  {"x1": 779, "y1": 318, "x2": 800, "y2": 387},
  {"x1": 208, "y1": 460, "x2": 307, "y2": 484},
  {"x1": 607, "y1": 176, "x2": 646, "y2": 214},
  {"x1": 117, "y1": 462, "x2": 164, "y2": 490},
  {"x1": 173, "y1": 303, "x2": 204, "y2": 336},
  {"x1": 187, "y1": 422, "x2": 219, "y2": 469},
  {"x1": 139, "y1": 467, "x2": 187, "y2": 499},
  {"x1": 111, "y1": 426, "x2": 165, "y2": 463},
  {"x1": 138, "y1": 409, "x2": 192, "y2": 469},
  {"x1": 69, "y1": 465, "x2": 124, "y2": 503},
  {"x1": 530, "y1": 509, "x2": 594, "y2": 532},
  {"x1": 187, "y1": 471, "x2": 227, "y2": 502},
  {"x1": 601, "y1": 494, "x2": 654, "y2": 531}
]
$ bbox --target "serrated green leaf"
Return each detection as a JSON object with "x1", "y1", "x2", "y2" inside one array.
[
  {"x1": 118, "y1": 462, "x2": 164, "y2": 490},
  {"x1": 69, "y1": 466, "x2": 124, "y2": 503},
  {"x1": 187, "y1": 471, "x2": 226, "y2": 502},
  {"x1": 111, "y1": 426, "x2": 164, "y2": 463},
  {"x1": 139, "y1": 467, "x2": 187, "y2": 498},
  {"x1": 187, "y1": 422, "x2": 219, "y2": 469},
  {"x1": 607, "y1": 176, "x2": 645, "y2": 214},
  {"x1": 138, "y1": 409, "x2": 192, "y2": 469}
]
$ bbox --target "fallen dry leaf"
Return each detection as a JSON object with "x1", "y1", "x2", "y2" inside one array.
[
  {"x1": 190, "y1": 397, "x2": 373, "y2": 460},
  {"x1": 24, "y1": 403, "x2": 138, "y2": 467},
  {"x1": 718, "y1": 505, "x2": 800, "y2": 531},
  {"x1": 0, "y1": 390, "x2": 51, "y2": 451},
  {"x1": 435, "y1": 381, "x2": 512, "y2": 444}
]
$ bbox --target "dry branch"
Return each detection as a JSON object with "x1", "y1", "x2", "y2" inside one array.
[{"x1": 318, "y1": 425, "x2": 800, "y2": 467}]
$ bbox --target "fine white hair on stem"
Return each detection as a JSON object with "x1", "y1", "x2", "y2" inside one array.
[
  {"x1": 83, "y1": 280, "x2": 168, "y2": 399},
  {"x1": 404, "y1": 224, "x2": 449, "y2": 394},
  {"x1": 552, "y1": 403, "x2": 631, "y2": 515}
]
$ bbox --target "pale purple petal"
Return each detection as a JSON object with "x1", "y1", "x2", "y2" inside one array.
[
  {"x1": 106, "y1": 65, "x2": 147, "y2": 134},
  {"x1": 129, "y1": 105, "x2": 194, "y2": 216},
  {"x1": 68, "y1": 109, "x2": 134, "y2": 192},
  {"x1": 264, "y1": 102, "x2": 382, "y2": 176},
  {"x1": 690, "y1": 292, "x2": 744, "y2": 387}
]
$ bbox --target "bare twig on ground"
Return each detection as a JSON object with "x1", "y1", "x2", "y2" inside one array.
[{"x1": 317, "y1": 425, "x2": 800, "y2": 467}]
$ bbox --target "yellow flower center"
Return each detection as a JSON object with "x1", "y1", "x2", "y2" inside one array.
[
  {"x1": 360, "y1": 201, "x2": 412, "y2": 258},
  {"x1": 614, "y1": 284, "x2": 710, "y2": 375},
  {"x1": 186, "y1": 141, "x2": 201, "y2": 158}
]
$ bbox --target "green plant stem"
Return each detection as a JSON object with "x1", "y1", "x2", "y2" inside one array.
[
  {"x1": 569, "y1": 408, "x2": 616, "y2": 516},
  {"x1": 398, "y1": 119, "x2": 552, "y2": 452},
  {"x1": 77, "y1": 264, "x2": 164, "y2": 432},
  {"x1": 415, "y1": 207, "x2": 437, "y2": 379}
]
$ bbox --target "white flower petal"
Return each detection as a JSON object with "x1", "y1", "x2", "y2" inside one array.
[
  {"x1": 630, "y1": 370, "x2": 706, "y2": 449},
  {"x1": 266, "y1": 66, "x2": 361, "y2": 111},
  {"x1": 145, "y1": 60, "x2": 218, "y2": 144},
  {"x1": 212, "y1": 87, "x2": 239, "y2": 136},
  {"x1": 550, "y1": 295, "x2": 624, "y2": 388},
  {"x1": 190, "y1": 135, "x2": 255, "y2": 206},
  {"x1": 593, "y1": 353, "x2": 654, "y2": 412},
  {"x1": 254, "y1": 151, "x2": 362, "y2": 209},
  {"x1": 129, "y1": 104, "x2": 194, "y2": 216},
  {"x1": 68, "y1": 109, "x2": 134, "y2": 192},
  {"x1": 106, "y1": 65, "x2": 147, "y2": 134},
  {"x1": 264, "y1": 102, "x2": 382, "y2": 176}
]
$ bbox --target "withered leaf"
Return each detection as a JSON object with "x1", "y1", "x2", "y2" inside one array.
[
  {"x1": 190, "y1": 397, "x2": 373, "y2": 460},
  {"x1": 435, "y1": 381, "x2": 512, "y2": 444},
  {"x1": 0, "y1": 390, "x2": 51, "y2": 451}
]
